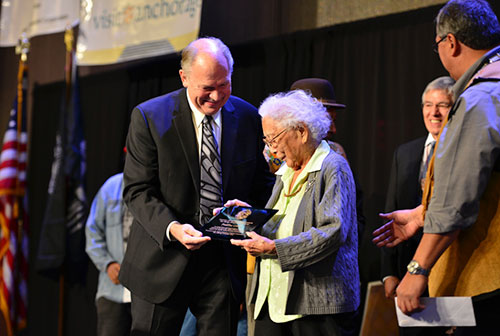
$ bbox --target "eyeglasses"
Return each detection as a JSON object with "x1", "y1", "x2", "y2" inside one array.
[
  {"x1": 422, "y1": 102, "x2": 452, "y2": 111},
  {"x1": 433, "y1": 35, "x2": 447, "y2": 53},
  {"x1": 263, "y1": 127, "x2": 290, "y2": 148}
]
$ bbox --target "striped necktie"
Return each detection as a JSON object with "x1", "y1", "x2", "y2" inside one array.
[{"x1": 199, "y1": 115, "x2": 223, "y2": 225}]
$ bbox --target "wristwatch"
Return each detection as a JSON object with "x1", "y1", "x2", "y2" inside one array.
[{"x1": 407, "y1": 260, "x2": 430, "y2": 276}]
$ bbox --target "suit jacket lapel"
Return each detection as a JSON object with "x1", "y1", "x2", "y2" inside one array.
[
  {"x1": 173, "y1": 89, "x2": 200, "y2": 194},
  {"x1": 221, "y1": 98, "x2": 238, "y2": 197},
  {"x1": 410, "y1": 138, "x2": 426, "y2": 180}
]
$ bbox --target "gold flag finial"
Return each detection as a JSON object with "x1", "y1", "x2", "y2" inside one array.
[
  {"x1": 15, "y1": 32, "x2": 30, "y2": 62},
  {"x1": 64, "y1": 26, "x2": 74, "y2": 52}
]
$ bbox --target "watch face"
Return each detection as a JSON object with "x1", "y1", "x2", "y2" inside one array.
[
  {"x1": 408, "y1": 261, "x2": 418, "y2": 273},
  {"x1": 407, "y1": 260, "x2": 428, "y2": 275}
]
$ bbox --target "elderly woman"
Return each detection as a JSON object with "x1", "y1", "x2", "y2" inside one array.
[{"x1": 229, "y1": 90, "x2": 359, "y2": 335}]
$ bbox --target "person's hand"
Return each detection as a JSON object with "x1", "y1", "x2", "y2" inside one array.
[
  {"x1": 396, "y1": 273, "x2": 427, "y2": 314},
  {"x1": 106, "y1": 262, "x2": 121, "y2": 284},
  {"x1": 383, "y1": 276, "x2": 400, "y2": 299},
  {"x1": 170, "y1": 223, "x2": 210, "y2": 250},
  {"x1": 230, "y1": 231, "x2": 276, "y2": 257},
  {"x1": 372, "y1": 205, "x2": 424, "y2": 248},
  {"x1": 224, "y1": 199, "x2": 252, "y2": 208},
  {"x1": 212, "y1": 199, "x2": 252, "y2": 216},
  {"x1": 213, "y1": 199, "x2": 252, "y2": 216}
]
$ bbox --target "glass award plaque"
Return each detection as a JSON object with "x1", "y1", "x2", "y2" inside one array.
[{"x1": 201, "y1": 206, "x2": 278, "y2": 240}]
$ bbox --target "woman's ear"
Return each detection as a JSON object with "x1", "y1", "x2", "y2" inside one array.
[{"x1": 298, "y1": 123, "x2": 309, "y2": 144}]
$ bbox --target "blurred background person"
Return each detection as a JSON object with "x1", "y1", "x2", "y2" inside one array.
[
  {"x1": 86, "y1": 163, "x2": 132, "y2": 336},
  {"x1": 380, "y1": 76, "x2": 454, "y2": 336},
  {"x1": 231, "y1": 89, "x2": 359, "y2": 336}
]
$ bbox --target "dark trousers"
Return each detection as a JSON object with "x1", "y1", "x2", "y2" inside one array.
[
  {"x1": 254, "y1": 301, "x2": 358, "y2": 336},
  {"x1": 130, "y1": 242, "x2": 239, "y2": 336},
  {"x1": 400, "y1": 288, "x2": 500, "y2": 336},
  {"x1": 400, "y1": 326, "x2": 447, "y2": 336},
  {"x1": 96, "y1": 297, "x2": 132, "y2": 336},
  {"x1": 454, "y1": 289, "x2": 500, "y2": 336}
]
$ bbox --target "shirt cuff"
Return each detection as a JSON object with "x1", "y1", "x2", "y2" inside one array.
[
  {"x1": 166, "y1": 221, "x2": 180, "y2": 241},
  {"x1": 382, "y1": 275, "x2": 397, "y2": 284}
]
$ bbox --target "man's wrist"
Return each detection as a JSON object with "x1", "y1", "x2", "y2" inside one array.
[
  {"x1": 382, "y1": 275, "x2": 398, "y2": 283},
  {"x1": 416, "y1": 204, "x2": 425, "y2": 227},
  {"x1": 166, "y1": 221, "x2": 181, "y2": 241}
]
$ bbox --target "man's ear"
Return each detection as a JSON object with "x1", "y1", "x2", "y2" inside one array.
[
  {"x1": 179, "y1": 69, "x2": 188, "y2": 88},
  {"x1": 447, "y1": 34, "x2": 461, "y2": 57}
]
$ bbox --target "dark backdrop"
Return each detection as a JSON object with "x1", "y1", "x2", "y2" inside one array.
[{"x1": 26, "y1": 3, "x2": 500, "y2": 336}]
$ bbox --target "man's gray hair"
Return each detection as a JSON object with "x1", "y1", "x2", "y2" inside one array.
[
  {"x1": 259, "y1": 90, "x2": 331, "y2": 143},
  {"x1": 436, "y1": 0, "x2": 500, "y2": 50},
  {"x1": 421, "y1": 76, "x2": 455, "y2": 104},
  {"x1": 180, "y1": 37, "x2": 234, "y2": 75}
]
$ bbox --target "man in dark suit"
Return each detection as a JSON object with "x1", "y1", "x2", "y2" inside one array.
[
  {"x1": 380, "y1": 76, "x2": 454, "y2": 335},
  {"x1": 119, "y1": 37, "x2": 274, "y2": 336}
]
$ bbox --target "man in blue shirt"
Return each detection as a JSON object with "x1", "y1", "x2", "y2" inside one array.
[{"x1": 86, "y1": 172, "x2": 132, "y2": 336}]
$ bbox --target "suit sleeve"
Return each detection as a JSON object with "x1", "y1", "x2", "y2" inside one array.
[
  {"x1": 380, "y1": 149, "x2": 400, "y2": 280},
  {"x1": 123, "y1": 107, "x2": 175, "y2": 251}
]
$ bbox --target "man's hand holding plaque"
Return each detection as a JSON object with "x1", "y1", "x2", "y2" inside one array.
[{"x1": 203, "y1": 199, "x2": 277, "y2": 241}]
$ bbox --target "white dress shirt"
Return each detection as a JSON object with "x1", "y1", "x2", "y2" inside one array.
[{"x1": 166, "y1": 89, "x2": 222, "y2": 240}]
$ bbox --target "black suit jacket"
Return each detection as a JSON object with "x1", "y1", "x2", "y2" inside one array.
[
  {"x1": 380, "y1": 137, "x2": 426, "y2": 280},
  {"x1": 119, "y1": 88, "x2": 274, "y2": 304}
]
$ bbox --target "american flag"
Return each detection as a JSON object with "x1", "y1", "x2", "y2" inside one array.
[{"x1": 0, "y1": 63, "x2": 28, "y2": 336}]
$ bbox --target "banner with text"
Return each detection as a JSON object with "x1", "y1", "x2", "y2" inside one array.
[
  {"x1": 77, "y1": 0, "x2": 203, "y2": 65},
  {"x1": 0, "y1": 0, "x2": 79, "y2": 47}
]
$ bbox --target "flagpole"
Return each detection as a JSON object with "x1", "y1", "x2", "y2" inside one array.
[
  {"x1": 56, "y1": 26, "x2": 75, "y2": 336},
  {"x1": 14, "y1": 33, "x2": 29, "y2": 336}
]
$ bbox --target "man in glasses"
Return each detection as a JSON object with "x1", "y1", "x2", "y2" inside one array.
[
  {"x1": 373, "y1": 1, "x2": 500, "y2": 333},
  {"x1": 380, "y1": 76, "x2": 454, "y2": 336}
]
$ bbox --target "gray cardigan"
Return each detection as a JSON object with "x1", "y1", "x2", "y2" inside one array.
[{"x1": 249, "y1": 150, "x2": 360, "y2": 315}]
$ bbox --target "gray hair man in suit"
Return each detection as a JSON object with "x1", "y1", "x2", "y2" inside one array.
[{"x1": 380, "y1": 76, "x2": 454, "y2": 336}]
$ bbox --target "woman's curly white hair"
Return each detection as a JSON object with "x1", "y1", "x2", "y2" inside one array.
[{"x1": 259, "y1": 89, "x2": 331, "y2": 143}]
